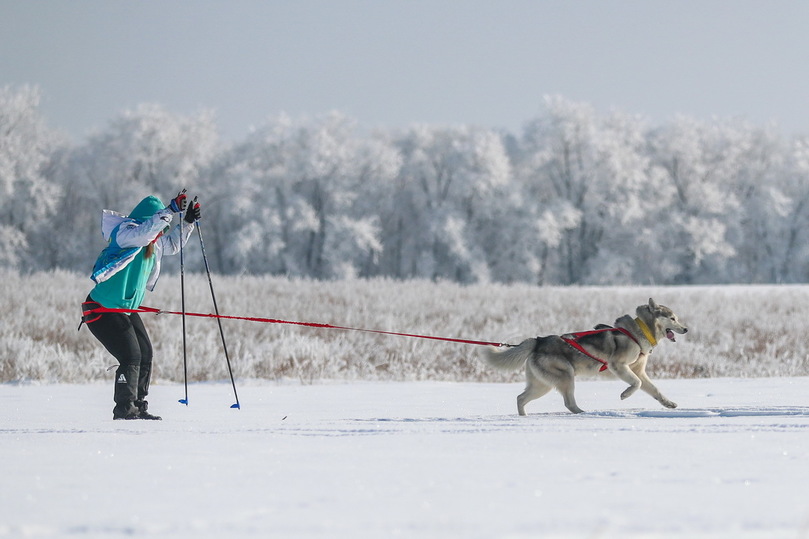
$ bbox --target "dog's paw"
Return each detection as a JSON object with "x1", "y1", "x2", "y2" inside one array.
[
  {"x1": 620, "y1": 386, "x2": 638, "y2": 400},
  {"x1": 662, "y1": 400, "x2": 678, "y2": 409}
]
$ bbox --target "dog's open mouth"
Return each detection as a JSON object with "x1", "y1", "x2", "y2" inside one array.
[{"x1": 666, "y1": 329, "x2": 676, "y2": 342}]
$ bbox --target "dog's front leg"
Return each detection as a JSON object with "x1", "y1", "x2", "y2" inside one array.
[
  {"x1": 630, "y1": 356, "x2": 678, "y2": 409},
  {"x1": 636, "y1": 371, "x2": 678, "y2": 409},
  {"x1": 609, "y1": 363, "x2": 642, "y2": 400}
]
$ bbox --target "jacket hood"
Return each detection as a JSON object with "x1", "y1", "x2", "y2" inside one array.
[{"x1": 129, "y1": 196, "x2": 164, "y2": 222}]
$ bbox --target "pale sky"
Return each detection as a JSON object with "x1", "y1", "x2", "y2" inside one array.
[{"x1": 3, "y1": 0, "x2": 809, "y2": 141}]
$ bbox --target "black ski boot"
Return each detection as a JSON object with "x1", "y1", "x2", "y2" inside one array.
[
  {"x1": 135, "y1": 399, "x2": 162, "y2": 420},
  {"x1": 112, "y1": 402, "x2": 139, "y2": 420}
]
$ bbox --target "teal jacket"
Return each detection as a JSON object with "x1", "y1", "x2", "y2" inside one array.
[{"x1": 90, "y1": 196, "x2": 194, "y2": 310}]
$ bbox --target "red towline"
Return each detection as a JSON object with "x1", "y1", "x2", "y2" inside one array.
[{"x1": 81, "y1": 304, "x2": 515, "y2": 348}]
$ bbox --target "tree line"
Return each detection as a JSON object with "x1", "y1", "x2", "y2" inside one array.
[{"x1": 3, "y1": 84, "x2": 809, "y2": 285}]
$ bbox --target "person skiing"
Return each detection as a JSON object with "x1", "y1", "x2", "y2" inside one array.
[{"x1": 81, "y1": 191, "x2": 201, "y2": 420}]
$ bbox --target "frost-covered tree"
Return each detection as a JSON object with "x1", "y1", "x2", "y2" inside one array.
[
  {"x1": 47, "y1": 104, "x2": 219, "y2": 272},
  {"x1": 711, "y1": 124, "x2": 793, "y2": 283},
  {"x1": 513, "y1": 97, "x2": 658, "y2": 285},
  {"x1": 8, "y1": 89, "x2": 809, "y2": 286},
  {"x1": 382, "y1": 124, "x2": 512, "y2": 283},
  {"x1": 206, "y1": 112, "x2": 399, "y2": 279},
  {"x1": 774, "y1": 135, "x2": 809, "y2": 282},
  {"x1": 647, "y1": 117, "x2": 747, "y2": 283},
  {"x1": 571, "y1": 109, "x2": 671, "y2": 285},
  {"x1": 0, "y1": 85, "x2": 64, "y2": 270}
]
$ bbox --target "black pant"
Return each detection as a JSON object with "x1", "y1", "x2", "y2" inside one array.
[{"x1": 83, "y1": 297, "x2": 153, "y2": 418}]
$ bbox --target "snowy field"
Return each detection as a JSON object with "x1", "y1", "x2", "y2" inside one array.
[
  {"x1": 4, "y1": 272, "x2": 809, "y2": 536},
  {"x1": 2, "y1": 377, "x2": 809, "y2": 538}
]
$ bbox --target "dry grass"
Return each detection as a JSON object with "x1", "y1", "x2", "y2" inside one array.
[{"x1": 3, "y1": 269, "x2": 809, "y2": 383}]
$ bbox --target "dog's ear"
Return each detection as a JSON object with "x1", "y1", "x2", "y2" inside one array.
[{"x1": 648, "y1": 298, "x2": 659, "y2": 310}]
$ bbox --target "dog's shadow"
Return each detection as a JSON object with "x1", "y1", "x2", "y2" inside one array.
[
  {"x1": 350, "y1": 416, "x2": 524, "y2": 428},
  {"x1": 291, "y1": 415, "x2": 515, "y2": 438},
  {"x1": 345, "y1": 406, "x2": 809, "y2": 428},
  {"x1": 356, "y1": 406, "x2": 809, "y2": 421},
  {"x1": 576, "y1": 406, "x2": 809, "y2": 419}
]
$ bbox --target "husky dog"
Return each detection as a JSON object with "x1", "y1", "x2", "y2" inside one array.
[{"x1": 481, "y1": 298, "x2": 688, "y2": 415}]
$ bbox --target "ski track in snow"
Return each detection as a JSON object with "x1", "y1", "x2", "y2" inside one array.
[{"x1": 1, "y1": 378, "x2": 809, "y2": 538}]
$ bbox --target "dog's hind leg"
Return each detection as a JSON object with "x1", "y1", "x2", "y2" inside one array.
[
  {"x1": 531, "y1": 360, "x2": 583, "y2": 414},
  {"x1": 517, "y1": 379, "x2": 553, "y2": 416},
  {"x1": 517, "y1": 361, "x2": 555, "y2": 415},
  {"x1": 556, "y1": 370, "x2": 584, "y2": 414}
]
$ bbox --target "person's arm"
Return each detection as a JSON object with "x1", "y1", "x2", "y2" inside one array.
[
  {"x1": 160, "y1": 197, "x2": 200, "y2": 255},
  {"x1": 114, "y1": 209, "x2": 174, "y2": 248},
  {"x1": 115, "y1": 192, "x2": 187, "y2": 248}
]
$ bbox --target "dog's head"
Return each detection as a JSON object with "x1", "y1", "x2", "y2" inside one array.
[{"x1": 638, "y1": 298, "x2": 688, "y2": 342}]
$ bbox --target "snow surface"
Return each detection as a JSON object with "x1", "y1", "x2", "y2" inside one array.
[{"x1": 2, "y1": 377, "x2": 809, "y2": 538}]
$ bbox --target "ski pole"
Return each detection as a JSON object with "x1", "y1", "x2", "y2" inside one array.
[
  {"x1": 178, "y1": 199, "x2": 189, "y2": 406},
  {"x1": 196, "y1": 215, "x2": 241, "y2": 409}
]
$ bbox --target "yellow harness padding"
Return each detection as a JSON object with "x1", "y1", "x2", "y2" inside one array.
[{"x1": 635, "y1": 317, "x2": 657, "y2": 347}]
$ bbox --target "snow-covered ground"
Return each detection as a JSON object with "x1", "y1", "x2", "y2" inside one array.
[{"x1": 2, "y1": 377, "x2": 808, "y2": 538}]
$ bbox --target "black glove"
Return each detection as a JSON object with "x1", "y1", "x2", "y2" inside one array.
[
  {"x1": 184, "y1": 197, "x2": 201, "y2": 224},
  {"x1": 168, "y1": 189, "x2": 188, "y2": 213}
]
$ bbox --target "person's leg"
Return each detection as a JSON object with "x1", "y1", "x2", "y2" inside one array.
[
  {"x1": 129, "y1": 313, "x2": 161, "y2": 420},
  {"x1": 85, "y1": 306, "x2": 141, "y2": 419}
]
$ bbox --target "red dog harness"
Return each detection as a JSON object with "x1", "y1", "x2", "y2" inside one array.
[{"x1": 560, "y1": 327, "x2": 641, "y2": 372}]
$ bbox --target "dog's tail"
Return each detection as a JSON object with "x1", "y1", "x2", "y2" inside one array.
[{"x1": 479, "y1": 338, "x2": 535, "y2": 371}]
